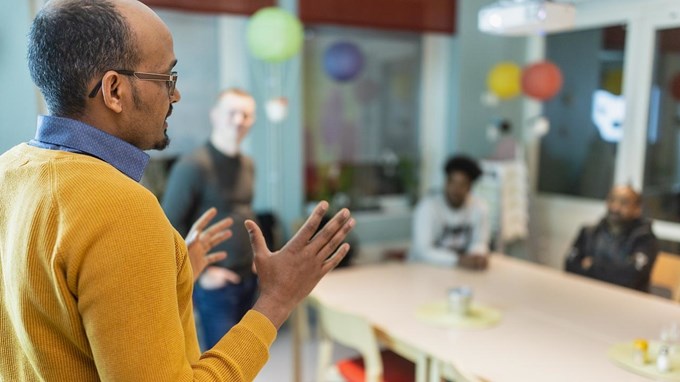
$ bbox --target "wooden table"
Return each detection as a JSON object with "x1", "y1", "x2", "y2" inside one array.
[{"x1": 307, "y1": 255, "x2": 680, "y2": 381}]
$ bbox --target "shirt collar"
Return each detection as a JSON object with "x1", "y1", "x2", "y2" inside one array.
[{"x1": 31, "y1": 115, "x2": 149, "y2": 182}]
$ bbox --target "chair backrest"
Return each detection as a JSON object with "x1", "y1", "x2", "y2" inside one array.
[
  {"x1": 311, "y1": 297, "x2": 384, "y2": 382},
  {"x1": 651, "y1": 252, "x2": 680, "y2": 302}
]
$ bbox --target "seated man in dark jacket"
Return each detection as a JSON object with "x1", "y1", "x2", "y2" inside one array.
[{"x1": 565, "y1": 185, "x2": 658, "y2": 292}]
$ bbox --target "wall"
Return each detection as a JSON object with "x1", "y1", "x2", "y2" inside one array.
[
  {"x1": 0, "y1": 6, "x2": 222, "y2": 160},
  {"x1": 0, "y1": 0, "x2": 530, "y2": 249},
  {"x1": 420, "y1": 0, "x2": 529, "y2": 196},
  {"x1": 0, "y1": 1, "x2": 38, "y2": 153},
  {"x1": 158, "y1": 7, "x2": 305, "y2": 236},
  {"x1": 153, "y1": 9, "x2": 220, "y2": 159},
  {"x1": 540, "y1": 28, "x2": 611, "y2": 198},
  {"x1": 419, "y1": 35, "x2": 454, "y2": 196},
  {"x1": 451, "y1": 0, "x2": 526, "y2": 159},
  {"x1": 244, "y1": 0, "x2": 304, "y2": 235}
]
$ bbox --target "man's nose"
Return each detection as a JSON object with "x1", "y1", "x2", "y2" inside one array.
[
  {"x1": 232, "y1": 112, "x2": 245, "y2": 124},
  {"x1": 171, "y1": 87, "x2": 181, "y2": 103}
]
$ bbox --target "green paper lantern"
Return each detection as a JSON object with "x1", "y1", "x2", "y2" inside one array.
[{"x1": 247, "y1": 7, "x2": 303, "y2": 63}]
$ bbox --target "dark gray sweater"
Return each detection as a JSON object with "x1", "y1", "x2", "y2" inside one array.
[{"x1": 162, "y1": 142, "x2": 256, "y2": 279}]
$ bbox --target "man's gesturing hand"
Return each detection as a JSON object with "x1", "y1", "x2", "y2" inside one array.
[
  {"x1": 248, "y1": 201, "x2": 355, "y2": 328},
  {"x1": 185, "y1": 207, "x2": 234, "y2": 281}
]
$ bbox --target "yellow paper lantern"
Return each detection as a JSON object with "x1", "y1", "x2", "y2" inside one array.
[{"x1": 487, "y1": 62, "x2": 521, "y2": 100}]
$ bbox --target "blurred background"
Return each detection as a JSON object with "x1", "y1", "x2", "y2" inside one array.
[{"x1": 3, "y1": 0, "x2": 680, "y2": 269}]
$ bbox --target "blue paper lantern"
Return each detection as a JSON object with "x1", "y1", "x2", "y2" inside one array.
[{"x1": 323, "y1": 41, "x2": 365, "y2": 82}]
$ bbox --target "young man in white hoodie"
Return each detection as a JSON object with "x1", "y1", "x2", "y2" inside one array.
[{"x1": 410, "y1": 155, "x2": 490, "y2": 269}]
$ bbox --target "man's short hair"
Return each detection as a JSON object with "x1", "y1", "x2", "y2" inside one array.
[
  {"x1": 215, "y1": 88, "x2": 253, "y2": 103},
  {"x1": 28, "y1": 0, "x2": 140, "y2": 117},
  {"x1": 444, "y1": 155, "x2": 482, "y2": 183}
]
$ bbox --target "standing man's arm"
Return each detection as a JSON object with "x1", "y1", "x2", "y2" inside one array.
[{"x1": 162, "y1": 159, "x2": 232, "y2": 280}]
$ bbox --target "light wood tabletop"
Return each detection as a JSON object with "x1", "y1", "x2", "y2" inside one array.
[{"x1": 308, "y1": 255, "x2": 680, "y2": 382}]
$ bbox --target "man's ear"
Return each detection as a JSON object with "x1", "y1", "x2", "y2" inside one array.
[{"x1": 100, "y1": 71, "x2": 125, "y2": 114}]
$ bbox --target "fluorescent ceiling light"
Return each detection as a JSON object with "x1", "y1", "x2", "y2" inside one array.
[{"x1": 479, "y1": 0, "x2": 576, "y2": 36}]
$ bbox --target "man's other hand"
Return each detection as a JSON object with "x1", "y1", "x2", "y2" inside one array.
[{"x1": 185, "y1": 207, "x2": 233, "y2": 281}]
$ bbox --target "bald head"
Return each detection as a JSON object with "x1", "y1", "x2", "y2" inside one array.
[
  {"x1": 610, "y1": 185, "x2": 641, "y2": 205},
  {"x1": 606, "y1": 185, "x2": 642, "y2": 227},
  {"x1": 115, "y1": 0, "x2": 173, "y2": 59}
]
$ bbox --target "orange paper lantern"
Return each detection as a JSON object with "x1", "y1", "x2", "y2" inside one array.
[{"x1": 522, "y1": 61, "x2": 563, "y2": 101}]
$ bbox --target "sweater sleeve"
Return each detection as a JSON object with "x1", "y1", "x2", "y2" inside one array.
[
  {"x1": 69, "y1": 184, "x2": 275, "y2": 381},
  {"x1": 410, "y1": 198, "x2": 459, "y2": 266},
  {"x1": 197, "y1": 310, "x2": 276, "y2": 380}
]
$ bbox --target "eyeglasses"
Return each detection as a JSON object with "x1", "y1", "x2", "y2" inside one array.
[{"x1": 88, "y1": 69, "x2": 178, "y2": 98}]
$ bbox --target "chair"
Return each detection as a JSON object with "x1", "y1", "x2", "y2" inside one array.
[
  {"x1": 650, "y1": 252, "x2": 680, "y2": 302},
  {"x1": 428, "y1": 359, "x2": 489, "y2": 382},
  {"x1": 311, "y1": 297, "x2": 422, "y2": 382}
]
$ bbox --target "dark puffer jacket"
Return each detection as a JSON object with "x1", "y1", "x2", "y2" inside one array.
[{"x1": 565, "y1": 218, "x2": 658, "y2": 292}]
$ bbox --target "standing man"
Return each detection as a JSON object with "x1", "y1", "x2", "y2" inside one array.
[
  {"x1": 410, "y1": 155, "x2": 490, "y2": 269},
  {"x1": 163, "y1": 88, "x2": 260, "y2": 348},
  {"x1": 0, "y1": 1, "x2": 354, "y2": 381},
  {"x1": 565, "y1": 185, "x2": 658, "y2": 291}
]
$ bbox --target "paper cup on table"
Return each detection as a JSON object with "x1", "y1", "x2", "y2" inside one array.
[{"x1": 448, "y1": 286, "x2": 473, "y2": 316}]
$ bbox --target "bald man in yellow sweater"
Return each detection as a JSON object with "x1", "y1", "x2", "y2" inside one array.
[{"x1": 0, "y1": 1, "x2": 354, "y2": 381}]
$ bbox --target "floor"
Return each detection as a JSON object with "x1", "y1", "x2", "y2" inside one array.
[
  {"x1": 254, "y1": 314, "x2": 357, "y2": 382},
  {"x1": 255, "y1": 253, "x2": 392, "y2": 382}
]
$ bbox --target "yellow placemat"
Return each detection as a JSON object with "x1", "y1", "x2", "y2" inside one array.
[
  {"x1": 607, "y1": 341, "x2": 680, "y2": 381},
  {"x1": 415, "y1": 301, "x2": 501, "y2": 329}
]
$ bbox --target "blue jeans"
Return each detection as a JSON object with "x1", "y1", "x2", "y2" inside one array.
[{"x1": 193, "y1": 276, "x2": 258, "y2": 349}]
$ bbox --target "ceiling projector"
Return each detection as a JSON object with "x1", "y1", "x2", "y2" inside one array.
[{"x1": 478, "y1": 0, "x2": 576, "y2": 36}]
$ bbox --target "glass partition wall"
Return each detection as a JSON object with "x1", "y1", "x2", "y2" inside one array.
[
  {"x1": 530, "y1": 2, "x2": 680, "y2": 267},
  {"x1": 642, "y1": 27, "x2": 680, "y2": 224},
  {"x1": 302, "y1": 26, "x2": 421, "y2": 211},
  {"x1": 539, "y1": 25, "x2": 626, "y2": 199}
]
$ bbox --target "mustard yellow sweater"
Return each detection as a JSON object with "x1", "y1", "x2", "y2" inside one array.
[{"x1": 0, "y1": 144, "x2": 276, "y2": 381}]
